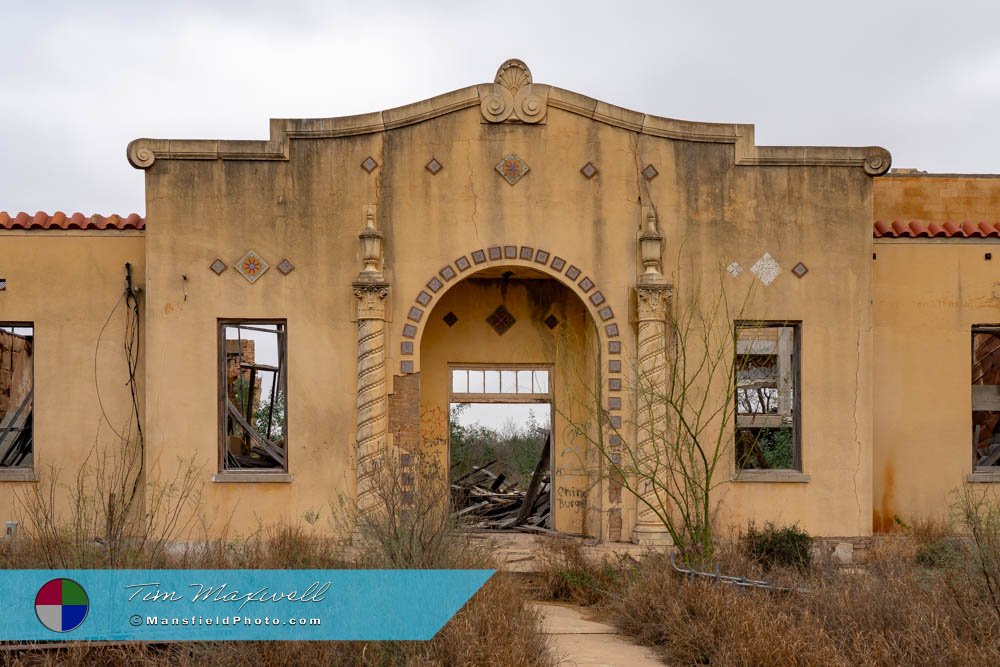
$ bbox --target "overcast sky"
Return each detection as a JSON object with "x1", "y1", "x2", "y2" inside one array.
[{"x1": 2, "y1": 2, "x2": 998, "y2": 216}]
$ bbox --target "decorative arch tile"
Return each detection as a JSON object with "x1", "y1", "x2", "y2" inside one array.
[
  {"x1": 579, "y1": 276, "x2": 595, "y2": 292},
  {"x1": 472, "y1": 250, "x2": 487, "y2": 264},
  {"x1": 599, "y1": 307, "x2": 614, "y2": 321},
  {"x1": 550, "y1": 257, "x2": 566, "y2": 272},
  {"x1": 605, "y1": 323, "x2": 619, "y2": 337},
  {"x1": 503, "y1": 245, "x2": 517, "y2": 259},
  {"x1": 519, "y1": 246, "x2": 534, "y2": 260},
  {"x1": 566, "y1": 265, "x2": 581, "y2": 281},
  {"x1": 427, "y1": 277, "x2": 443, "y2": 292},
  {"x1": 590, "y1": 291, "x2": 606, "y2": 306},
  {"x1": 608, "y1": 341, "x2": 621, "y2": 354},
  {"x1": 439, "y1": 265, "x2": 456, "y2": 281},
  {"x1": 401, "y1": 342, "x2": 413, "y2": 355},
  {"x1": 535, "y1": 249, "x2": 550, "y2": 264},
  {"x1": 407, "y1": 307, "x2": 423, "y2": 322},
  {"x1": 488, "y1": 246, "x2": 502, "y2": 261},
  {"x1": 416, "y1": 291, "x2": 432, "y2": 306},
  {"x1": 455, "y1": 256, "x2": 471, "y2": 272}
]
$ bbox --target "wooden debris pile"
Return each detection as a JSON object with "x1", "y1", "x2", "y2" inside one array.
[{"x1": 450, "y1": 433, "x2": 552, "y2": 532}]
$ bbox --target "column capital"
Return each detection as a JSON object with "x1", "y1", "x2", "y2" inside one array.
[
  {"x1": 353, "y1": 282, "x2": 390, "y2": 320},
  {"x1": 635, "y1": 284, "x2": 673, "y2": 322}
]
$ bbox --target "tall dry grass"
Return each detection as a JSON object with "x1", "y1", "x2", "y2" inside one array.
[
  {"x1": 536, "y1": 497, "x2": 1000, "y2": 666},
  {"x1": 0, "y1": 454, "x2": 553, "y2": 667}
]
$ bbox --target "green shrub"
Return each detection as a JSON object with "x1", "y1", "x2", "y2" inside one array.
[{"x1": 740, "y1": 522, "x2": 813, "y2": 571}]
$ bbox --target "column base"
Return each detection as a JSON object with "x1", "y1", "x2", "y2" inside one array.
[{"x1": 631, "y1": 523, "x2": 673, "y2": 546}]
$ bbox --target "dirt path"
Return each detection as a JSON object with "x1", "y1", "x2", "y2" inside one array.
[{"x1": 533, "y1": 602, "x2": 663, "y2": 666}]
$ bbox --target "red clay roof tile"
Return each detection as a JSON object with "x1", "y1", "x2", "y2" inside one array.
[
  {"x1": 874, "y1": 220, "x2": 1000, "y2": 238},
  {"x1": 0, "y1": 211, "x2": 144, "y2": 231}
]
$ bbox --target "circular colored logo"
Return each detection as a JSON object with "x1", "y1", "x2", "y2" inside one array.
[{"x1": 35, "y1": 578, "x2": 89, "y2": 633}]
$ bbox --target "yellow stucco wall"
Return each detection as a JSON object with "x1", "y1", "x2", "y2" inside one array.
[
  {"x1": 0, "y1": 232, "x2": 145, "y2": 522},
  {"x1": 133, "y1": 74, "x2": 878, "y2": 538},
  {"x1": 872, "y1": 173, "x2": 1000, "y2": 530},
  {"x1": 872, "y1": 240, "x2": 1000, "y2": 528},
  {"x1": 875, "y1": 173, "x2": 1000, "y2": 220}
]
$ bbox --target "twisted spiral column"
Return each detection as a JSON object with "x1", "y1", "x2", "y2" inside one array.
[
  {"x1": 354, "y1": 284, "x2": 389, "y2": 515},
  {"x1": 632, "y1": 285, "x2": 673, "y2": 546}
]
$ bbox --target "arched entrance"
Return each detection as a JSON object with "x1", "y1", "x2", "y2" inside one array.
[
  {"x1": 391, "y1": 245, "x2": 629, "y2": 539},
  {"x1": 419, "y1": 266, "x2": 601, "y2": 534}
]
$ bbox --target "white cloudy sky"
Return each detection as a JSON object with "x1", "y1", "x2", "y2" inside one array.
[{"x1": 2, "y1": 1, "x2": 999, "y2": 217}]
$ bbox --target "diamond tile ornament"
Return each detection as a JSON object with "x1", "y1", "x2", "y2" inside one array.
[
  {"x1": 727, "y1": 261, "x2": 742, "y2": 277},
  {"x1": 277, "y1": 258, "x2": 295, "y2": 275},
  {"x1": 495, "y1": 153, "x2": 530, "y2": 185},
  {"x1": 235, "y1": 250, "x2": 269, "y2": 284},
  {"x1": 642, "y1": 164, "x2": 659, "y2": 180},
  {"x1": 210, "y1": 258, "x2": 227, "y2": 275},
  {"x1": 0, "y1": 278, "x2": 6, "y2": 291},
  {"x1": 443, "y1": 312, "x2": 458, "y2": 327},
  {"x1": 750, "y1": 253, "x2": 782, "y2": 286},
  {"x1": 361, "y1": 156, "x2": 379, "y2": 173},
  {"x1": 486, "y1": 305, "x2": 516, "y2": 335},
  {"x1": 425, "y1": 157, "x2": 443, "y2": 175},
  {"x1": 545, "y1": 314, "x2": 559, "y2": 329},
  {"x1": 580, "y1": 162, "x2": 598, "y2": 179},
  {"x1": 792, "y1": 262, "x2": 809, "y2": 278}
]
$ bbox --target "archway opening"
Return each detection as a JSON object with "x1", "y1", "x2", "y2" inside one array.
[{"x1": 418, "y1": 266, "x2": 602, "y2": 535}]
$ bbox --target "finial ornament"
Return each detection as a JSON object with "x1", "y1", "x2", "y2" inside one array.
[
  {"x1": 358, "y1": 206, "x2": 384, "y2": 280},
  {"x1": 480, "y1": 59, "x2": 548, "y2": 124},
  {"x1": 639, "y1": 207, "x2": 666, "y2": 285}
]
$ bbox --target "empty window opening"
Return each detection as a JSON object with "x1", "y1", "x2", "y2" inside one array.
[
  {"x1": 972, "y1": 326, "x2": 1000, "y2": 467},
  {"x1": 0, "y1": 324, "x2": 33, "y2": 469},
  {"x1": 219, "y1": 321, "x2": 287, "y2": 472},
  {"x1": 449, "y1": 366, "x2": 552, "y2": 530},
  {"x1": 735, "y1": 323, "x2": 800, "y2": 471}
]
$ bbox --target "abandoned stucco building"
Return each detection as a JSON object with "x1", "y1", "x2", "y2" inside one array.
[{"x1": 2, "y1": 60, "x2": 1000, "y2": 543}]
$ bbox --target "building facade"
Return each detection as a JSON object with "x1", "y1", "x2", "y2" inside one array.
[{"x1": 1, "y1": 60, "x2": 994, "y2": 543}]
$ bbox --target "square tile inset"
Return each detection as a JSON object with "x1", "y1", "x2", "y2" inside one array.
[
  {"x1": 495, "y1": 153, "x2": 530, "y2": 185},
  {"x1": 486, "y1": 304, "x2": 516, "y2": 335},
  {"x1": 750, "y1": 252, "x2": 782, "y2": 286},
  {"x1": 472, "y1": 250, "x2": 487, "y2": 264},
  {"x1": 235, "y1": 250, "x2": 269, "y2": 284}
]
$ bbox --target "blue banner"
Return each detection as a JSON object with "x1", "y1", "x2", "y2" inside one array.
[{"x1": 0, "y1": 569, "x2": 494, "y2": 641}]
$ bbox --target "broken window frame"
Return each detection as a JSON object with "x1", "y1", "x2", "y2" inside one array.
[
  {"x1": 217, "y1": 319, "x2": 288, "y2": 473},
  {"x1": 734, "y1": 321, "x2": 802, "y2": 472},
  {"x1": 0, "y1": 323, "x2": 33, "y2": 471},
  {"x1": 971, "y1": 325, "x2": 1000, "y2": 469}
]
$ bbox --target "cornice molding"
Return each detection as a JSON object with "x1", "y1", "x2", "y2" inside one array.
[{"x1": 128, "y1": 61, "x2": 890, "y2": 176}]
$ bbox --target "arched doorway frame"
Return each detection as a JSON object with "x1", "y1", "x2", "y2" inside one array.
[{"x1": 395, "y1": 243, "x2": 627, "y2": 538}]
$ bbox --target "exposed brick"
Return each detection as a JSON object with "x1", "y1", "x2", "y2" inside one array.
[
  {"x1": 389, "y1": 373, "x2": 421, "y2": 453},
  {"x1": 608, "y1": 509, "x2": 622, "y2": 541}
]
